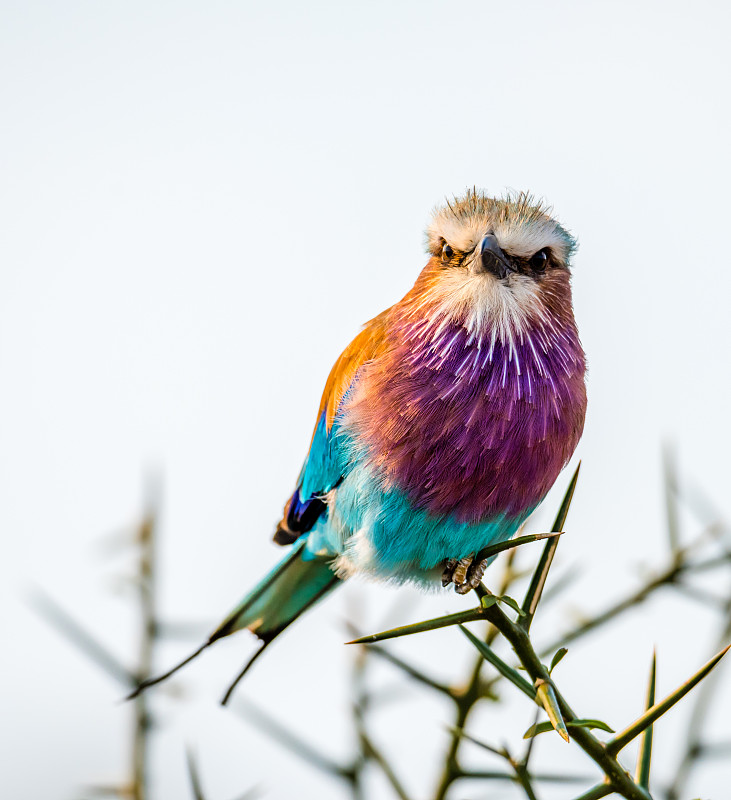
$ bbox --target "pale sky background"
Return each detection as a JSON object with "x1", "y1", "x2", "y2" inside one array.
[{"x1": 2, "y1": 2, "x2": 731, "y2": 798}]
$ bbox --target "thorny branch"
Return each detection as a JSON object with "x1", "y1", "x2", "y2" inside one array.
[
  {"x1": 36, "y1": 454, "x2": 731, "y2": 800},
  {"x1": 350, "y1": 462, "x2": 731, "y2": 800}
]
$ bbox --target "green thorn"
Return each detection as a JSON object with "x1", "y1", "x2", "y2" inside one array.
[
  {"x1": 569, "y1": 782, "x2": 613, "y2": 800},
  {"x1": 475, "y1": 531, "x2": 564, "y2": 564},
  {"x1": 608, "y1": 643, "x2": 730, "y2": 756},
  {"x1": 458, "y1": 625, "x2": 536, "y2": 700},
  {"x1": 345, "y1": 607, "x2": 484, "y2": 645},
  {"x1": 663, "y1": 444, "x2": 681, "y2": 555},
  {"x1": 535, "y1": 679, "x2": 570, "y2": 742},
  {"x1": 520, "y1": 463, "x2": 581, "y2": 629},
  {"x1": 635, "y1": 649, "x2": 657, "y2": 789}
]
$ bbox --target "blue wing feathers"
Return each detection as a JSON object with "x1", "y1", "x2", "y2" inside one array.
[
  {"x1": 299, "y1": 410, "x2": 345, "y2": 498},
  {"x1": 274, "y1": 410, "x2": 347, "y2": 545}
]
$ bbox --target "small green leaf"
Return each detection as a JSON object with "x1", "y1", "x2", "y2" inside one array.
[
  {"x1": 480, "y1": 594, "x2": 498, "y2": 609},
  {"x1": 549, "y1": 647, "x2": 568, "y2": 674},
  {"x1": 568, "y1": 719, "x2": 614, "y2": 734},
  {"x1": 523, "y1": 721, "x2": 555, "y2": 739},
  {"x1": 497, "y1": 595, "x2": 526, "y2": 616},
  {"x1": 523, "y1": 718, "x2": 614, "y2": 739}
]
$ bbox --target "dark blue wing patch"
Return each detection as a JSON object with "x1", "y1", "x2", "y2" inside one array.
[{"x1": 273, "y1": 406, "x2": 347, "y2": 546}]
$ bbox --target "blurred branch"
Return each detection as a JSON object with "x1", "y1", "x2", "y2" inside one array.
[
  {"x1": 132, "y1": 493, "x2": 158, "y2": 800},
  {"x1": 29, "y1": 588, "x2": 136, "y2": 689},
  {"x1": 233, "y1": 613, "x2": 416, "y2": 799},
  {"x1": 234, "y1": 699, "x2": 353, "y2": 782},
  {"x1": 663, "y1": 444, "x2": 681, "y2": 556},
  {"x1": 539, "y1": 533, "x2": 731, "y2": 660},
  {"x1": 453, "y1": 728, "x2": 590, "y2": 791},
  {"x1": 185, "y1": 748, "x2": 260, "y2": 800},
  {"x1": 345, "y1": 624, "x2": 456, "y2": 699},
  {"x1": 432, "y1": 546, "x2": 522, "y2": 800},
  {"x1": 31, "y1": 476, "x2": 163, "y2": 800},
  {"x1": 665, "y1": 587, "x2": 731, "y2": 800},
  {"x1": 351, "y1": 634, "x2": 413, "y2": 800},
  {"x1": 186, "y1": 749, "x2": 206, "y2": 800},
  {"x1": 42, "y1": 449, "x2": 731, "y2": 800},
  {"x1": 156, "y1": 620, "x2": 214, "y2": 640}
]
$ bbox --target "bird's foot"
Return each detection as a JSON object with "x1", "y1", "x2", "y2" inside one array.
[{"x1": 441, "y1": 554, "x2": 488, "y2": 594}]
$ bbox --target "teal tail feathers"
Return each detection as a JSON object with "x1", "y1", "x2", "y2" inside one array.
[
  {"x1": 127, "y1": 539, "x2": 341, "y2": 704},
  {"x1": 211, "y1": 539, "x2": 341, "y2": 645}
]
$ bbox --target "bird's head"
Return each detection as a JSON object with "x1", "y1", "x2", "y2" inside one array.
[{"x1": 411, "y1": 189, "x2": 578, "y2": 340}]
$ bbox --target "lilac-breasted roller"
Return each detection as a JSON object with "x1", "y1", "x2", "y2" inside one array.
[{"x1": 135, "y1": 189, "x2": 586, "y2": 700}]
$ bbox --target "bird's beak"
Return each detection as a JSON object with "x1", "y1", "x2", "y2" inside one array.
[{"x1": 477, "y1": 234, "x2": 515, "y2": 279}]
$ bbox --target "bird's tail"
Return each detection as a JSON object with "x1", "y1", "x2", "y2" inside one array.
[
  {"x1": 128, "y1": 539, "x2": 340, "y2": 703},
  {"x1": 211, "y1": 538, "x2": 341, "y2": 645}
]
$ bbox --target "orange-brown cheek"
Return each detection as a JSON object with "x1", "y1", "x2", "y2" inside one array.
[{"x1": 536, "y1": 270, "x2": 574, "y2": 323}]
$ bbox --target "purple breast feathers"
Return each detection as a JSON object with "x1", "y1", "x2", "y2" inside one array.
[{"x1": 343, "y1": 313, "x2": 587, "y2": 524}]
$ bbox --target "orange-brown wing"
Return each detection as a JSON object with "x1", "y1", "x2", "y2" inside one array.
[
  {"x1": 317, "y1": 308, "x2": 392, "y2": 433},
  {"x1": 274, "y1": 308, "x2": 392, "y2": 545}
]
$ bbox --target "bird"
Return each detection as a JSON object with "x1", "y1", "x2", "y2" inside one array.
[{"x1": 132, "y1": 189, "x2": 587, "y2": 703}]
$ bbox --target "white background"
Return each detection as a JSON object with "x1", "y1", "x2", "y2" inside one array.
[{"x1": 2, "y1": 2, "x2": 730, "y2": 798}]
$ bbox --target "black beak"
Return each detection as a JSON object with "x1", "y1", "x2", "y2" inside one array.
[{"x1": 478, "y1": 234, "x2": 514, "y2": 279}]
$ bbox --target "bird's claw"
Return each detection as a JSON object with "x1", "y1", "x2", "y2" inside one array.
[{"x1": 441, "y1": 553, "x2": 488, "y2": 594}]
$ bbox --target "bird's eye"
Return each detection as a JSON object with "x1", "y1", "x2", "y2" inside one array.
[
  {"x1": 441, "y1": 243, "x2": 454, "y2": 262},
  {"x1": 529, "y1": 248, "x2": 549, "y2": 272}
]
